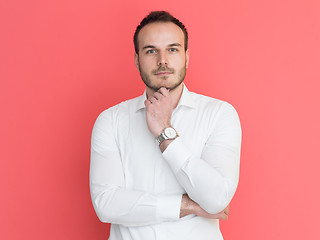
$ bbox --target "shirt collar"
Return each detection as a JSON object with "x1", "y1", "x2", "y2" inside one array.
[{"x1": 135, "y1": 84, "x2": 196, "y2": 112}]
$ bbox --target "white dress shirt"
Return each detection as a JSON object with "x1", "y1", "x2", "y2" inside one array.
[{"x1": 90, "y1": 85, "x2": 242, "y2": 240}]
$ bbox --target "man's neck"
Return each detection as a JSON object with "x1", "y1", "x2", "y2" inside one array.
[{"x1": 146, "y1": 83, "x2": 184, "y2": 109}]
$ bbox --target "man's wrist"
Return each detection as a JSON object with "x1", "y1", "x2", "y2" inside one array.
[
  {"x1": 180, "y1": 194, "x2": 197, "y2": 218},
  {"x1": 159, "y1": 138, "x2": 176, "y2": 152}
]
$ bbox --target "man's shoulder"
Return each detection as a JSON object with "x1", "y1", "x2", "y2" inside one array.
[
  {"x1": 92, "y1": 95, "x2": 144, "y2": 136},
  {"x1": 98, "y1": 94, "x2": 143, "y2": 118},
  {"x1": 189, "y1": 91, "x2": 225, "y2": 108}
]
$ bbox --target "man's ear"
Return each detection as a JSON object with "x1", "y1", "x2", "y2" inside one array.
[
  {"x1": 134, "y1": 53, "x2": 140, "y2": 72},
  {"x1": 185, "y1": 49, "x2": 189, "y2": 69}
]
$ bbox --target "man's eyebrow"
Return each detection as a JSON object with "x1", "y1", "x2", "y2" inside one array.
[
  {"x1": 142, "y1": 43, "x2": 182, "y2": 50},
  {"x1": 142, "y1": 45, "x2": 156, "y2": 50},
  {"x1": 168, "y1": 43, "x2": 182, "y2": 47}
]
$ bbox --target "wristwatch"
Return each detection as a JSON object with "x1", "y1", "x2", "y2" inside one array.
[{"x1": 156, "y1": 127, "x2": 179, "y2": 144}]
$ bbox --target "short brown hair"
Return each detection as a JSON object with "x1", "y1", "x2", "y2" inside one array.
[{"x1": 134, "y1": 11, "x2": 188, "y2": 54}]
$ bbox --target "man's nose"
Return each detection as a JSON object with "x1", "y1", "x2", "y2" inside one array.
[{"x1": 157, "y1": 51, "x2": 168, "y2": 66}]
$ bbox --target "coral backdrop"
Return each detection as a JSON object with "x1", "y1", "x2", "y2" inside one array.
[{"x1": 1, "y1": 0, "x2": 319, "y2": 239}]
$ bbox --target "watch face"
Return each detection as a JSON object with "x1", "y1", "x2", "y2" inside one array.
[{"x1": 164, "y1": 127, "x2": 176, "y2": 138}]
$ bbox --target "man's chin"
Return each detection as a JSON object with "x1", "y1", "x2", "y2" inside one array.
[
  {"x1": 167, "y1": 82, "x2": 184, "y2": 91},
  {"x1": 143, "y1": 78, "x2": 184, "y2": 92},
  {"x1": 150, "y1": 84, "x2": 180, "y2": 92}
]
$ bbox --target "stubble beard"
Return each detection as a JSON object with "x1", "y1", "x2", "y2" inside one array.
[{"x1": 138, "y1": 63, "x2": 187, "y2": 92}]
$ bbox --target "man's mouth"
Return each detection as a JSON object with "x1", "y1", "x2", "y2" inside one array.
[{"x1": 155, "y1": 72, "x2": 173, "y2": 75}]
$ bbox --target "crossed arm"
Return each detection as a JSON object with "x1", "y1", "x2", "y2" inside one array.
[
  {"x1": 145, "y1": 87, "x2": 240, "y2": 219},
  {"x1": 90, "y1": 88, "x2": 241, "y2": 227}
]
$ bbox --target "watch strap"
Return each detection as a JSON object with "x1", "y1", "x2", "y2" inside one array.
[{"x1": 156, "y1": 132, "x2": 166, "y2": 144}]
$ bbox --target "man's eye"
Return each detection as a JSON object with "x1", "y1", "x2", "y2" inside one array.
[
  {"x1": 146, "y1": 49, "x2": 155, "y2": 54},
  {"x1": 169, "y1": 48, "x2": 177, "y2": 52}
]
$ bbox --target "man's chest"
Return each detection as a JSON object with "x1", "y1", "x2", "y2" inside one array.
[{"x1": 115, "y1": 108, "x2": 212, "y2": 194}]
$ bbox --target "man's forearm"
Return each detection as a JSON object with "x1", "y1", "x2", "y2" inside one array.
[{"x1": 180, "y1": 194, "x2": 230, "y2": 220}]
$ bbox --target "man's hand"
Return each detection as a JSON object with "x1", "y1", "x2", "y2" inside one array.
[
  {"x1": 180, "y1": 194, "x2": 230, "y2": 220},
  {"x1": 144, "y1": 87, "x2": 173, "y2": 137},
  {"x1": 195, "y1": 204, "x2": 230, "y2": 220}
]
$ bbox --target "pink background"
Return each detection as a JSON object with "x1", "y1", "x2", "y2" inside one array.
[{"x1": 1, "y1": 0, "x2": 320, "y2": 239}]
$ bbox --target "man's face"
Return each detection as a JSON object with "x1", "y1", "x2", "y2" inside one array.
[{"x1": 134, "y1": 22, "x2": 189, "y2": 92}]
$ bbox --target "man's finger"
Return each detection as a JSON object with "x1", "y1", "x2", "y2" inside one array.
[
  {"x1": 148, "y1": 96, "x2": 157, "y2": 104},
  {"x1": 221, "y1": 213, "x2": 228, "y2": 221},
  {"x1": 224, "y1": 206, "x2": 230, "y2": 215},
  {"x1": 153, "y1": 92, "x2": 163, "y2": 100},
  {"x1": 158, "y1": 87, "x2": 170, "y2": 97},
  {"x1": 144, "y1": 99, "x2": 151, "y2": 107}
]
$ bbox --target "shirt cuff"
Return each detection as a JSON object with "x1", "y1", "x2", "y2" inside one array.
[
  {"x1": 162, "y1": 137, "x2": 192, "y2": 173},
  {"x1": 156, "y1": 194, "x2": 182, "y2": 221}
]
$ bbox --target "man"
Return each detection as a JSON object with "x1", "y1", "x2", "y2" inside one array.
[{"x1": 90, "y1": 11, "x2": 242, "y2": 240}]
